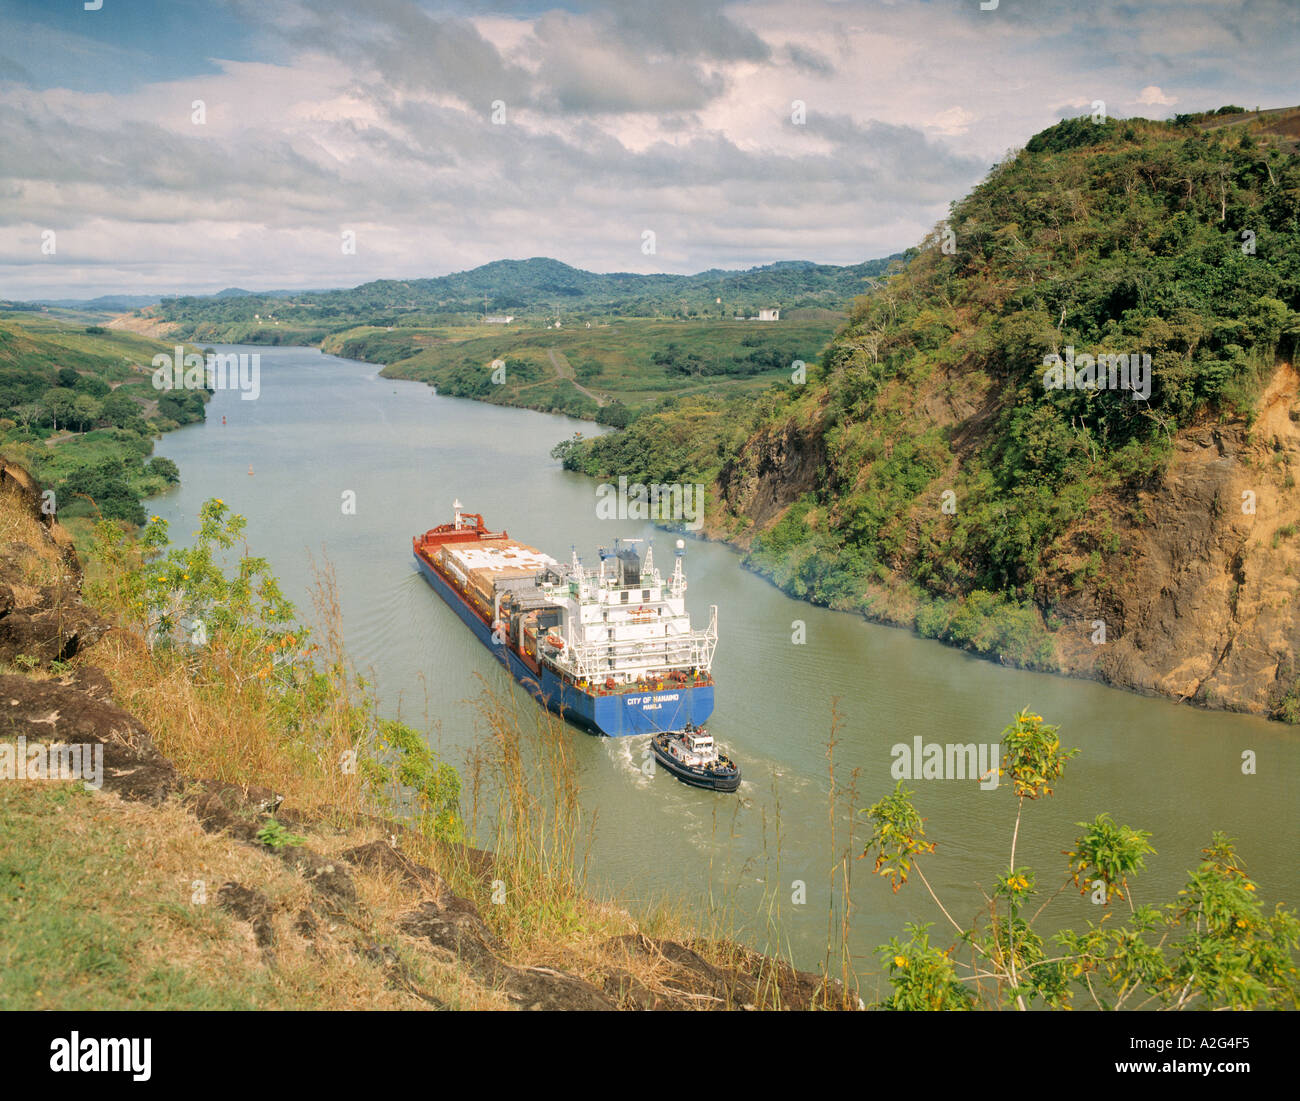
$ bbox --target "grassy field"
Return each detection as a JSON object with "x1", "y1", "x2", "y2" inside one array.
[
  {"x1": 0, "y1": 312, "x2": 171, "y2": 381},
  {"x1": 322, "y1": 317, "x2": 844, "y2": 420}
]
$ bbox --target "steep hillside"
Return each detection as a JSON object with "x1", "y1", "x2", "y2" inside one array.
[{"x1": 558, "y1": 108, "x2": 1300, "y2": 720}]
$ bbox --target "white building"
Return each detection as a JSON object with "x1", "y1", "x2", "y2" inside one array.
[{"x1": 758, "y1": 307, "x2": 780, "y2": 321}]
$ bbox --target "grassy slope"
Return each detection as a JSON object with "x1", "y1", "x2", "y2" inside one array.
[
  {"x1": 322, "y1": 318, "x2": 842, "y2": 420},
  {"x1": 0, "y1": 313, "x2": 175, "y2": 377},
  {"x1": 0, "y1": 782, "x2": 509, "y2": 1010}
]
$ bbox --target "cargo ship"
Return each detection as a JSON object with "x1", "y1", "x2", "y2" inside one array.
[{"x1": 413, "y1": 502, "x2": 717, "y2": 737}]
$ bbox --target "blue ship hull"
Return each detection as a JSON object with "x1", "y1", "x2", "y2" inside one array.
[{"x1": 414, "y1": 552, "x2": 715, "y2": 737}]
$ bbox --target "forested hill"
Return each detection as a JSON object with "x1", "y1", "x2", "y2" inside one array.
[
  {"x1": 559, "y1": 106, "x2": 1300, "y2": 721},
  {"x1": 149, "y1": 255, "x2": 903, "y2": 342}
]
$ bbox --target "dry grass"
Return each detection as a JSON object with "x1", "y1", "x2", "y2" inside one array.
[
  {"x1": 86, "y1": 628, "x2": 366, "y2": 822},
  {"x1": 0, "y1": 478, "x2": 68, "y2": 590},
  {"x1": 0, "y1": 781, "x2": 505, "y2": 1010}
]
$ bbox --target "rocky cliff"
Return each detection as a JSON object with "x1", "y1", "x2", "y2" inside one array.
[{"x1": 1055, "y1": 362, "x2": 1300, "y2": 714}]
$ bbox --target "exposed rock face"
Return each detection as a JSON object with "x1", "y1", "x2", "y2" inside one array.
[
  {"x1": 0, "y1": 463, "x2": 106, "y2": 666},
  {"x1": 342, "y1": 839, "x2": 449, "y2": 900},
  {"x1": 217, "y1": 882, "x2": 277, "y2": 961},
  {"x1": 0, "y1": 671, "x2": 182, "y2": 803},
  {"x1": 599, "y1": 933, "x2": 858, "y2": 1011},
  {"x1": 717, "y1": 414, "x2": 826, "y2": 542},
  {"x1": 1052, "y1": 363, "x2": 1300, "y2": 716},
  {"x1": 398, "y1": 899, "x2": 617, "y2": 1011}
]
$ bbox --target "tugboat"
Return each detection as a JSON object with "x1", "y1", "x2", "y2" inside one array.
[{"x1": 651, "y1": 724, "x2": 741, "y2": 793}]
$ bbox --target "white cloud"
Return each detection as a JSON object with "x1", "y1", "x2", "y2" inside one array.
[{"x1": 1135, "y1": 85, "x2": 1178, "y2": 107}]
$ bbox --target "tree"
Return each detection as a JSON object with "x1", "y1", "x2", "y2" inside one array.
[
  {"x1": 146, "y1": 456, "x2": 180, "y2": 483},
  {"x1": 101, "y1": 390, "x2": 146, "y2": 430},
  {"x1": 56, "y1": 458, "x2": 145, "y2": 525},
  {"x1": 41, "y1": 387, "x2": 78, "y2": 432},
  {"x1": 72, "y1": 392, "x2": 102, "y2": 431},
  {"x1": 12, "y1": 403, "x2": 42, "y2": 432}
]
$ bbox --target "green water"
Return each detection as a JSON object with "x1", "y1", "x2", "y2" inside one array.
[{"x1": 150, "y1": 346, "x2": 1298, "y2": 992}]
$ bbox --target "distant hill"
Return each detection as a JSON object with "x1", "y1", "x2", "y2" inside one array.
[
  {"x1": 152, "y1": 255, "x2": 905, "y2": 342},
  {"x1": 32, "y1": 294, "x2": 163, "y2": 312}
]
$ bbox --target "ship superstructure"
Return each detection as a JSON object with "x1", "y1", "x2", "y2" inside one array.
[{"x1": 413, "y1": 502, "x2": 716, "y2": 737}]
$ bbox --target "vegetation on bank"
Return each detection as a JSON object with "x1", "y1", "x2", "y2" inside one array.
[
  {"x1": 329, "y1": 318, "x2": 838, "y2": 422},
  {"x1": 0, "y1": 313, "x2": 204, "y2": 524},
  {"x1": 863, "y1": 709, "x2": 1299, "y2": 1010},
  {"x1": 555, "y1": 109, "x2": 1300, "y2": 678}
]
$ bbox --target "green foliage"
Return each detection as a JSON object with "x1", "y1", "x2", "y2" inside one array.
[
  {"x1": 0, "y1": 314, "x2": 202, "y2": 526},
  {"x1": 1065, "y1": 813, "x2": 1156, "y2": 902},
  {"x1": 1274, "y1": 668, "x2": 1300, "y2": 723},
  {"x1": 861, "y1": 782, "x2": 936, "y2": 892},
  {"x1": 1024, "y1": 115, "x2": 1129, "y2": 154},
  {"x1": 55, "y1": 456, "x2": 148, "y2": 525},
  {"x1": 862, "y1": 709, "x2": 1299, "y2": 1010},
  {"x1": 594, "y1": 401, "x2": 634, "y2": 428},
  {"x1": 95, "y1": 498, "x2": 296, "y2": 654},
  {"x1": 146, "y1": 456, "x2": 181, "y2": 483},
  {"x1": 360, "y1": 718, "x2": 464, "y2": 844},
  {"x1": 876, "y1": 924, "x2": 975, "y2": 1010},
  {"x1": 255, "y1": 818, "x2": 307, "y2": 849},
  {"x1": 999, "y1": 708, "x2": 1078, "y2": 799}
]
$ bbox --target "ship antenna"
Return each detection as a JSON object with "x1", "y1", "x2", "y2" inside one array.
[{"x1": 672, "y1": 538, "x2": 686, "y2": 594}]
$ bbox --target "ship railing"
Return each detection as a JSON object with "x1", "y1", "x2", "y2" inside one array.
[{"x1": 560, "y1": 605, "x2": 717, "y2": 680}]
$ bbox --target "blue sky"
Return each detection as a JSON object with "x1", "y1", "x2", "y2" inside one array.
[{"x1": 1, "y1": 0, "x2": 1297, "y2": 299}]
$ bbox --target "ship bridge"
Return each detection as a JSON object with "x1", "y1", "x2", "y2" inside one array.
[{"x1": 539, "y1": 540, "x2": 717, "y2": 685}]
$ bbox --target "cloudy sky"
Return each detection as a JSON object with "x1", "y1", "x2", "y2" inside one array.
[{"x1": 0, "y1": 0, "x2": 1296, "y2": 299}]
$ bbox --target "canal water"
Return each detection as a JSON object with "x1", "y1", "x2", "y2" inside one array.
[{"x1": 151, "y1": 345, "x2": 1298, "y2": 990}]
